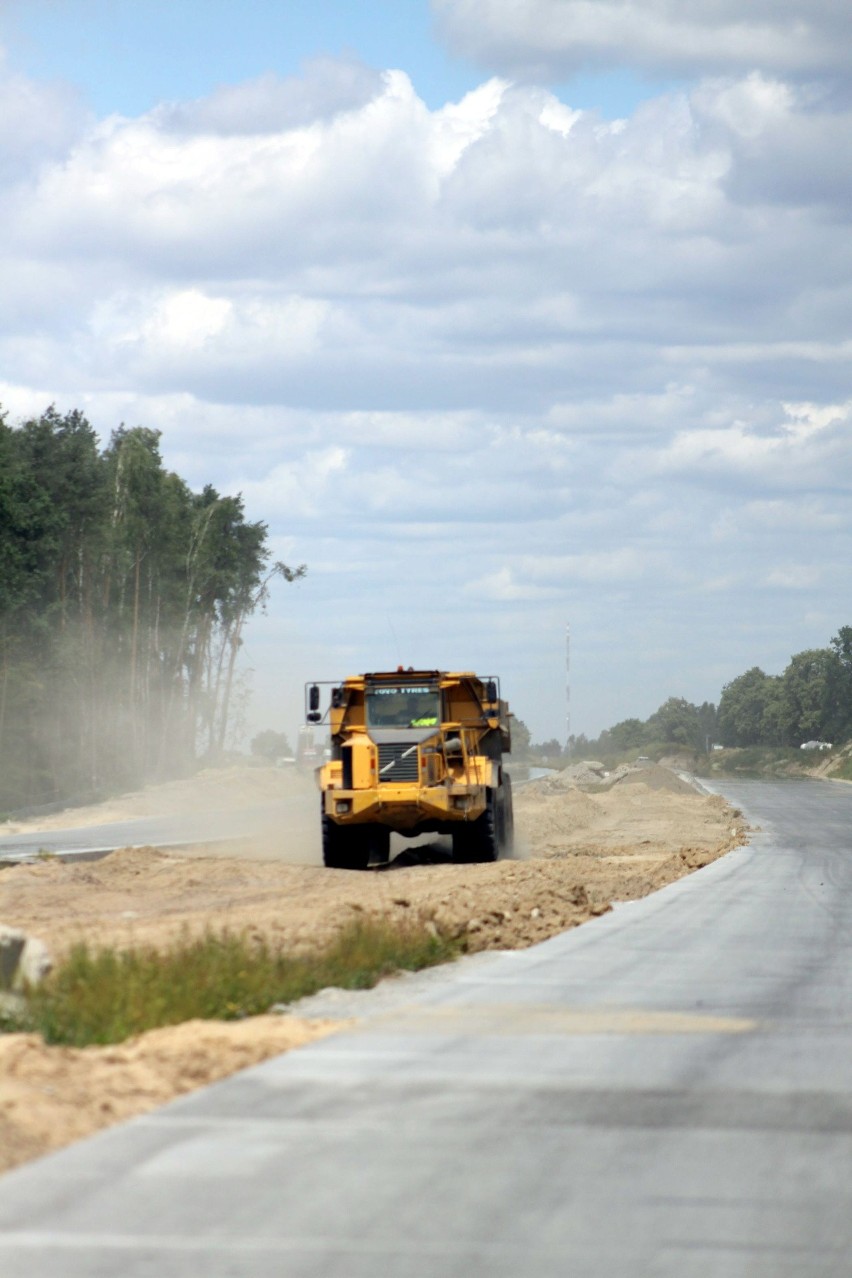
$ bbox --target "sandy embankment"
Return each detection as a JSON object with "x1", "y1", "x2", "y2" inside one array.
[{"x1": 0, "y1": 762, "x2": 747, "y2": 1173}]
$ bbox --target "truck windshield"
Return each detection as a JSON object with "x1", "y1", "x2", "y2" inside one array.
[{"x1": 366, "y1": 684, "x2": 439, "y2": 729}]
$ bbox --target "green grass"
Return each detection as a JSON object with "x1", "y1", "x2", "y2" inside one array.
[
  {"x1": 12, "y1": 918, "x2": 460, "y2": 1048},
  {"x1": 696, "y1": 745, "x2": 805, "y2": 776}
]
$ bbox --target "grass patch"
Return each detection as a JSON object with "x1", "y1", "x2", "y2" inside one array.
[
  {"x1": 696, "y1": 745, "x2": 805, "y2": 776},
  {"x1": 15, "y1": 918, "x2": 460, "y2": 1048}
]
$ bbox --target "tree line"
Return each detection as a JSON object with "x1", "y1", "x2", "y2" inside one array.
[
  {"x1": 512, "y1": 698, "x2": 717, "y2": 762},
  {"x1": 716, "y1": 628, "x2": 852, "y2": 747},
  {"x1": 570, "y1": 696, "x2": 720, "y2": 758},
  {"x1": 0, "y1": 406, "x2": 303, "y2": 812},
  {"x1": 540, "y1": 624, "x2": 852, "y2": 761}
]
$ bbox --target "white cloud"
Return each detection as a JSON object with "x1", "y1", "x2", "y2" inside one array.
[
  {"x1": 430, "y1": 78, "x2": 510, "y2": 176},
  {"x1": 765, "y1": 565, "x2": 824, "y2": 589},
  {"x1": 782, "y1": 400, "x2": 852, "y2": 435},
  {"x1": 1, "y1": 51, "x2": 851, "y2": 741},
  {"x1": 0, "y1": 48, "x2": 88, "y2": 179},
  {"x1": 632, "y1": 401, "x2": 852, "y2": 489},
  {"x1": 155, "y1": 57, "x2": 384, "y2": 135},
  {"x1": 691, "y1": 74, "x2": 852, "y2": 211},
  {"x1": 239, "y1": 448, "x2": 350, "y2": 520},
  {"x1": 154, "y1": 290, "x2": 231, "y2": 346},
  {"x1": 692, "y1": 72, "x2": 795, "y2": 140},
  {"x1": 88, "y1": 290, "x2": 330, "y2": 388},
  {"x1": 432, "y1": 0, "x2": 852, "y2": 82},
  {"x1": 712, "y1": 497, "x2": 846, "y2": 540}
]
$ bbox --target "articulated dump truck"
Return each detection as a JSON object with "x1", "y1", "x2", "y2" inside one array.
[{"x1": 305, "y1": 669, "x2": 513, "y2": 870}]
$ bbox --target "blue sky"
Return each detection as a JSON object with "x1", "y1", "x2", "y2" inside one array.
[
  {"x1": 0, "y1": 0, "x2": 662, "y2": 119},
  {"x1": 0, "y1": 0, "x2": 850, "y2": 747}
]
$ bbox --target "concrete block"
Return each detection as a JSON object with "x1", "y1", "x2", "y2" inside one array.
[
  {"x1": 0, "y1": 925, "x2": 51, "y2": 990},
  {"x1": 16, "y1": 936, "x2": 52, "y2": 989},
  {"x1": 0, "y1": 925, "x2": 26, "y2": 990}
]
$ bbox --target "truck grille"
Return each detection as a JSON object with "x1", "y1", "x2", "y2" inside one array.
[{"x1": 377, "y1": 742, "x2": 419, "y2": 782}]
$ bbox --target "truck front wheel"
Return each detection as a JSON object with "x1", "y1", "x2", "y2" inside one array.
[
  {"x1": 322, "y1": 810, "x2": 370, "y2": 870},
  {"x1": 452, "y1": 789, "x2": 499, "y2": 864}
]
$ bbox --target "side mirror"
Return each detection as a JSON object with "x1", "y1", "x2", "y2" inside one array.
[
  {"x1": 309, "y1": 684, "x2": 320, "y2": 712},
  {"x1": 307, "y1": 711, "x2": 321, "y2": 724},
  {"x1": 331, "y1": 687, "x2": 343, "y2": 709},
  {"x1": 486, "y1": 680, "x2": 497, "y2": 703}
]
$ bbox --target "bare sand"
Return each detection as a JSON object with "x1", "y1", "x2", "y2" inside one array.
[
  {"x1": 0, "y1": 1017, "x2": 342, "y2": 1174},
  {"x1": 3, "y1": 765, "x2": 310, "y2": 834},
  {"x1": 0, "y1": 762, "x2": 747, "y2": 1174}
]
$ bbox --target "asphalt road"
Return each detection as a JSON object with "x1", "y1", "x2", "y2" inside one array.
[
  {"x1": 0, "y1": 796, "x2": 321, "y2": 863},
  {"x1": 1, "y1": 778, "x2": 852, "y2": 1276}
]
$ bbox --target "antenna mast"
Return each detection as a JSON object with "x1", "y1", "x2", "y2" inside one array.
[{"x1": 565, "y1": 624, "x2": 571, "y2": 757}]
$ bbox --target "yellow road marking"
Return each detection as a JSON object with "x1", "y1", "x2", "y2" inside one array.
[{"x1": 372, "y1": 1004, "x2": 756, "y2": 1036}]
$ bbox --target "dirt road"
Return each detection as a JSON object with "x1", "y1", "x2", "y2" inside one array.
[{"x1": 0, "y1": 761, "x2": 747, "y2": 1173}]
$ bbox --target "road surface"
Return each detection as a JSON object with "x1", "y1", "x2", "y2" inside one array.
[
  {"x1": 1, "y1": 778, "x2": 851, "y2": 1276},
  {"x1": 0, "y1": 796, "x2": 320, "y2": 863}
]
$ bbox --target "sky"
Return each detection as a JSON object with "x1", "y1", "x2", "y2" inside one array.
[{"x1": 0, "y1": 0, "x2": 850, "y2": 747}]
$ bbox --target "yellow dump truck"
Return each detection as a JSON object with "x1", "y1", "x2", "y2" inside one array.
[{"x1": 305, "y1": 669, "x2": 513, "y2": 869}]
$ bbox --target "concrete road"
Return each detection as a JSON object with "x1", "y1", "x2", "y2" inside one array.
[{"x1": 1, "y1": 778, "x2": 852, "y2": 1276}]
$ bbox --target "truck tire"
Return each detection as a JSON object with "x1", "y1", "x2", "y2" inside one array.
[
  {"x1": 366, "y1": 826, "x2": 391, "y2": 865},
  {"x1": 496, "y1": 774, "x2": 514, "y2": 857},
  {"x1": 452, "y1": 789, "x2": 499, "y2": 864},
  {"x1": 322, "y1": 809, "x2": 370, "y2": 870}
]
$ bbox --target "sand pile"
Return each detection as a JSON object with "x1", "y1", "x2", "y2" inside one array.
[
  {"x1": 3, "y1": 765, "x2": 305, "y2": 834},
  {"x1": 535, "y1": 758, "x2": 700, "y2": 796}
]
